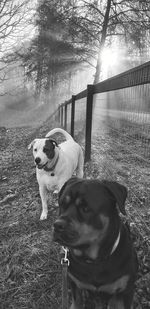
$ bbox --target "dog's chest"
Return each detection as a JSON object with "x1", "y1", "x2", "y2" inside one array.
[{"x1": 37, "y1": 171, "x2": 59, "y2": 191}]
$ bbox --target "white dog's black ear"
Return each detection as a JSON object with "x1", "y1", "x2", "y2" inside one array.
[
  {"x1": 49, "y1": 138, "x2": 58, "y2": 147},
  {"x1": 102, "y1": 181, "x2": 127, "y2": 215},
  {"x1": 28, "y1": 139, "x2": 37, "y2": 150}
]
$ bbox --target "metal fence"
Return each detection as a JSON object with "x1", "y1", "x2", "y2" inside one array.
[
  {"x1": 59, "y1": 61, "x2": 150, "y2": 158},
  {"x1": 57, "y1": 61, "x2": 150, "y2": 241}
]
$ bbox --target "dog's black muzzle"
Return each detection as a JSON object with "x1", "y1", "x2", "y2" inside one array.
[
  {"x1": 53, "y1": 218, "x2": 78, "y2": 246},
  {"x1": 54, "y1": 218, "x2": 67, "y2": 233}
]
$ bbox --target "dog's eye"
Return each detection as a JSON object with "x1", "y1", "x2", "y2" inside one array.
[
  {"x1": 34, "y1": 148, "x2": 37, "y2": 152},
  {"x1": 43, "y1": 146, "x2": 51, "y2": 152},
  {"x1": 76, "y1": 198, "x2": 90, "y2": 214},
  {"x1": 81, "y1": 205, "x2": 89, "y2": 213}
]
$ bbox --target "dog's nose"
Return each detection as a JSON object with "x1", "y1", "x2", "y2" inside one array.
[
  {"x1": 54, "y1": 219, "x2": 66, "y2": 232},
  {"x1": 35, "y1": 157, "x2": 41, "y2": 164}
]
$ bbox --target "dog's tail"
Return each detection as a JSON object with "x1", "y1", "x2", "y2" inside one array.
[{"x1": 45, "y1": 128, "x2": 74, "y2": 141}]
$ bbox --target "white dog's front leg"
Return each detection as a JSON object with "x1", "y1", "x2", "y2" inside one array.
[{"x1": 39, "y1": 185, "x2": 49, "y2": 220}]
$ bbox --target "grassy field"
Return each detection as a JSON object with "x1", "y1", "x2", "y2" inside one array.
[{"x1": 0, "y1": 117, "x2": 150, "y2": 308}]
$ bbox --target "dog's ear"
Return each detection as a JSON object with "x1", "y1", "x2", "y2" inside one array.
[
  {"x1": 103, "y1": 181, "x2": 127, "y2": 215},
  {"x1": 49, "y1": 138, "x2": 58, "y2": 148},
  {"x1": 59, "y1": 177, "x2": 80, "y2": 199},
  {"x1": 28, "y1": 139, "x2": 37, "y2": 150}
]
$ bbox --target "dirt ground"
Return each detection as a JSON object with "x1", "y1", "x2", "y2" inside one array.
[{"x1": 0, "y1": 119, "x2": 150, "y2": 308}]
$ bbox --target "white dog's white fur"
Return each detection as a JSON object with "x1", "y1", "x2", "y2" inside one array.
[{"x1": 28, "y1": 128, "x2": 84, "y2": 220}]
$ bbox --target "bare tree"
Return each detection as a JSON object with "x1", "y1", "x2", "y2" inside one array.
[
  {"x1": 19, "y1": 0, "x2": 150, "y2": 99},
  {"x1": 53, "y1": 0, "x2": 150, "y2": 83},
  {"x1": 89, "y1": 0, "x2": 150, "y2": 83},
  {"x1": 0, "y1": 0, "x2": 35, "y2": 85}
]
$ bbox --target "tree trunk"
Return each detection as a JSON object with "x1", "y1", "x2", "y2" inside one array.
[
  {"x1": 36, "y1": 59, "x2": 42, "y2": 98},
  {"x1": 94, "y1": 0, "x2": 112, "y2": 84}
]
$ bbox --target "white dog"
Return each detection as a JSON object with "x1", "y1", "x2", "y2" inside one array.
[{"x1": 28, "y1": 128, "x2": 84, "y2": 220}]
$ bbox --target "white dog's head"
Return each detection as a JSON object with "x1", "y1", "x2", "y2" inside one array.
[{"x1": 28, "y1": 138, "x2": 58, "y2": 169}]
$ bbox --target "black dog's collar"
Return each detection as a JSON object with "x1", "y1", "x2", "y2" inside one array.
[
  {"x1": 110, "y1": 231, "x2": 120, "y2": 255},
  {"x1": 66, "y1": 229, "x2": 122, "y2": 291},
  {"x1": 43, "y1": 154, "x2": 59, "y2": 172}
]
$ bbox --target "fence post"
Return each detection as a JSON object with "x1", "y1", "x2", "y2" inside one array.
[
  {"x1": 64, "y1": 103, "x2": 67, "y2": 130},
  {"x1": 58, "y1": 105, "x2": 61, "y2": 124},
  {"x1": 85, "y1": 84, "x2": 94, "y2": 162},
  {"x1": 61, "y1": 105, "x2": 63, "y2": 127},
  {"x1": 71, "y1": 95, "x2": 75, "y2": 137}
]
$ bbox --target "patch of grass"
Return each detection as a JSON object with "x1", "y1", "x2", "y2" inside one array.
[{"x1": 0, "y1": 117, "x2": 150, "y2": 308}]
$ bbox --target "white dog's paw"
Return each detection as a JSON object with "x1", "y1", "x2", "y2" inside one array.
[{"x1": 40, "y1": 211, "x2": 48, "y2": 220}]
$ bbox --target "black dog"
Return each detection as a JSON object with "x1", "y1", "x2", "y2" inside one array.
[{"x1": 53, "y1": 177, "x2": 138, "y2": 309}]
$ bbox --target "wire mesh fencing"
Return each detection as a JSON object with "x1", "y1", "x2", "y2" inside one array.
[
  {"x1": 92, "y1": 85, "x2": 150, "y2": 239},
  {"x1": 59, "y1": 61, "x2": 150, "y2": 243}
]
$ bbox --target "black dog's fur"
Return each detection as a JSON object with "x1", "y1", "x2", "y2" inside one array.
[{"x1": 53, "y1": 177, "x2": 138, "y2": 308}]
